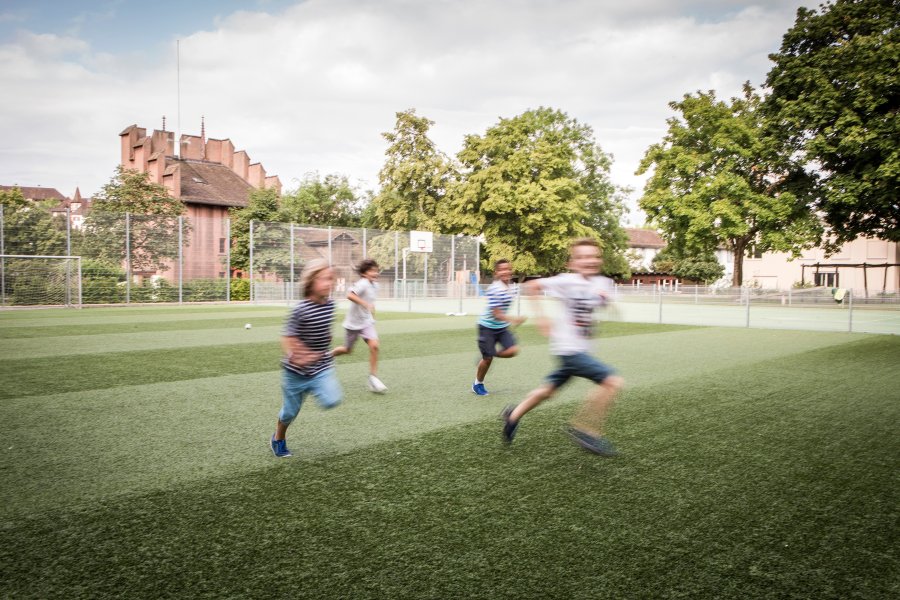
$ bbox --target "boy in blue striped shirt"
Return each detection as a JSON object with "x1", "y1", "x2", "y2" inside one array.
[
  {"x1": 271, "y1": 259, "x2": 343, "y2": 458},
  {"x1": 472, "y1": 259, "x2": 526, "y2": 395}
]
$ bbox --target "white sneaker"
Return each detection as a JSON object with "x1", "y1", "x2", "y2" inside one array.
[{"x1": 367, "y1": 375, "x2": 388, "y2": 394}]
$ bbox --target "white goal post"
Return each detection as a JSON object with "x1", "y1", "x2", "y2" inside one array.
[{"x1": 0, "y1": 255, "x2": 82, "y2": 308}]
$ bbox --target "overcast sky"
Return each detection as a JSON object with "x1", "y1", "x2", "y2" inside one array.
[{"x1": 1, "y1": 0, "x2": 811, "y2": 224}]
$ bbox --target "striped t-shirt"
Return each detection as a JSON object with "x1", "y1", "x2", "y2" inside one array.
[
  {"x1": 478, "y1": 280, "x2": 516, "y2": 329},
  {"x1": 281, "y1": 299, "x2": 335, "y2": 377}
]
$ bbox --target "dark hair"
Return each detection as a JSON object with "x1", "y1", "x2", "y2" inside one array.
[
  {"x1": 494, "y1": 258, "x2": 511, "y2": 270},
  {"x1": 357, "y1": 259, "x2": 379, "y2": 275}
]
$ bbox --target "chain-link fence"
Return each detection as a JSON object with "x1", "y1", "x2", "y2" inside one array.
[
  {"x1": 249, "y1": 222, "x2": 482, "y2": 311},
  {"x1": 0, "y1": 207, "x2": 233, "y2": 306}
]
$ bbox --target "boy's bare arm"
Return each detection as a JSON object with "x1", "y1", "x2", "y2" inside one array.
[
  {"x1": 281, "y1": 336, "x2": 322, "y2": 367},
  {"x1": 347, "y1": 290, "x2": 375, "y2": 314}
]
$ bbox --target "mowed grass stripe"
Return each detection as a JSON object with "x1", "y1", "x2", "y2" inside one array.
[
  {"x1": 0, "y1": 306, "x2": 442, "y2": 337},
  {"x1": 0, "y1": 304, "x2": 286, "y2": 326},
  {"x1": 0, "y1": 322, "x2": 694, "y2": 400},
  {"x1": 2, "y1": 336, "x2": 896, "y2": 599},
  {"x1": 1, "y1": 326, "x2": 877, "y2": 522}
]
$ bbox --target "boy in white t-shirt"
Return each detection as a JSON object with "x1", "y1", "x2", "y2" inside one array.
[
  {"x1": 332, "y1": 259, "x2": 387, "y2": 393},
  {"x1": 500, "y1": 238, "x2": 624, "y2": 456}
]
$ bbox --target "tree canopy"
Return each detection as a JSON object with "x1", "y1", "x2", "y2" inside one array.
[
  {"x1": 637, "y1": 85, "x2": 820, "y2": 286},
  {"x1": 0, "y1": 187, "x2": 68, "y2": 256},
  {"x1": 77, "y1": 167, "x2": 187, "y2": 273},
  {"x1": 370, "y1": 109, "x2": 455, "y2": 233},
  {"x1": 446, "y1": 107, "x2": 628, "y2": 276},
  {"x1": 765, "y1": 0, "x2": 899, "y2": 245},
  {"x1": 280, "y1": 172, "x2": 367, "y2": 228}
]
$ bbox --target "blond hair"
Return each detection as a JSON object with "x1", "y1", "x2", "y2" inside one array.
[
  {"x1": 569, "y1": 237, "x2": 601, "y2": 256},
  {"x1": 299, "y1": 259, "x2": 332, "y2": 298}
]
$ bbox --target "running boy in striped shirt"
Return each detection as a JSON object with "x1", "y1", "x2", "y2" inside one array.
[
  {"x1": 271, "y1": 259, "x2": 343, "y2": 458},
  {"x1": 472, "y1": 259, "x2": 526, "y2": 395}
]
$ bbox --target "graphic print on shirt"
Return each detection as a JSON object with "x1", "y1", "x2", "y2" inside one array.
[{"x1": 565, "y1": 293, "x2": 598, "y2": 339}]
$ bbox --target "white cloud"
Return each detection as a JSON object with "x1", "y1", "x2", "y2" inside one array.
[{"x1": 0, "y1": 0, "x2": 809, "y2": 224}]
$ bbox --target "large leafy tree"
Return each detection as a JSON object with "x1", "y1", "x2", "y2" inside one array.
[
  {"x1": 765, "y1": 0, "x2": 899, "y2": 245},
  {"x1": 370, "y1": 109, "x2": 455, "y2": 232},
  {"x1": 228, "y1": 187, "x2": 281, "y2": 273},
  {"x1": 637, "y1": 85, "x2": 820, "y2": 287},
  {"x1": 0, "y1": 187, "x2": 68, "y2": 256},
  {"x1": 78, "y1": 166, "x2": 187, "y2": 273},
  {"x1": 446, "y1": 107, "x2": 628, "y2": 276}
]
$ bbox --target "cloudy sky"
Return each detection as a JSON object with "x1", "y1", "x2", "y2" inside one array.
[{"x1": 1, "y1": 0, "x2": 811, "y2": 224}]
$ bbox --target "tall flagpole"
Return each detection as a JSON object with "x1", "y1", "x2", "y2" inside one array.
[{"x1": 177, "y1": 39, "x2": 181, "y2": 158}]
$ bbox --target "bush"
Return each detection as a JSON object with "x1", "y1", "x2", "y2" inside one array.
[
  {"x1": 230, "y1": 278, "x2": 250, "y2": 301},
  {"x1": 81, "y1": 260, "x2": 125, "y2": 304}
]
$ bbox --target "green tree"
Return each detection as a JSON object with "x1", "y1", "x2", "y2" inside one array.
[
  {"x1": 0, "y1": 187, "x2": 68, "y2": 256},
  {"x1": 637, "y1": 85, "x2": 820, "y2": 287},
  {"x1": 281, "y1": 173, "x2": 367, "y2": 227},
  {"x1": 651, "y1": 247, "x2": 724, "y2": 284},
  {"x1": 371, "y1": 109, "x2": 456, "y2": 232},
  {"x1": 447, "y1": 107, "x2": 628, "y2": 276},
  {"x1": 765, "y1": 0, "x2": 899, "y2": 245},
  {"x1": 78, "y1": 166, "x2": 187, "y2": 273},
  {"x1": 228, "y1": 187, "x2": 281, "y2": 273}
]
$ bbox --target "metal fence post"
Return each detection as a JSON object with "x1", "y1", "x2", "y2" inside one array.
[
  {"x1": 77, "y1": 256, "x2": 83, "y2": 308},
  {"x1": 178, "y1": 215, "x2": 183, "y2": 304},
  {"x1": 226, "y1": 218, "x2": 231, "y2": 302},
  {"x1": 848, "y1": 289, "x2": 853, "y2": 333},
  {"x1": 658, "y1": 283, "x2": 663, "y2": 324},
  {"x1": 1, "y1": 203, "x2": 5, "y2": 306},
  {"x1": 249, "y1": 220, "x2": 254, "y2": 303},
  {"x1": 289, "y1": 223, "x2": 295, "y2": 303},
  {"x1": 125, "y1": 212, "x2": 131, "y2": 304},
  {"x1": 394, "y1": 231, "x2": 399, "y2": 299},
  {"x1": 745, "y1": 287, "x2": 751, "y2": 328},
  {"x1": 66, "y1": 207, "x2": 72, "y2": 306}
]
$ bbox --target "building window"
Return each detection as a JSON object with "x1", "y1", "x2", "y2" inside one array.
[
  {"x1": 746, "y1": 245, "x2": 762, "y2": 259},
  {"x1": 219, "y1": 238, "x2": 226, "y2": 253},
  {"x1": 814, "y1": 272, "x2": 838, "y2": 287},
  {"x1": 218, "y1": 272, "x2": 226, "y2": 279}
]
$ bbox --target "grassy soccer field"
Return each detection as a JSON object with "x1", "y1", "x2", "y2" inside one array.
[{"x1": 1, "y1": 305, "x2": 897, "y2": 599}]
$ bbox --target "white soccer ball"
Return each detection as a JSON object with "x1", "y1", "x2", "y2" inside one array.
[{"x1": 244, "y1": 323, "x2": 252, "y2": 329}]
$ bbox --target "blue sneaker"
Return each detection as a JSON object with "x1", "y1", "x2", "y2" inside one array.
[
  {"x1": 270, "y1": 435, "x2": 293, "y2": 458},
  {"x1": 565, "y1": 427, "x2": 618, "y2": 457},
  {"x1": 472, "y1": 382, "x2": 489, "y2": 396},
  {"x1": 500, "y1": 405, "x2": 519, "y2": 444}
]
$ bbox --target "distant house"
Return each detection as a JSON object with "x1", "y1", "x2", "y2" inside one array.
[
  {"x1": 48, "y1": 188, "x2": 93, "y2": 230},
  {"x1": 1, "y1": 185, "x2": 93, "y2": 235},
  {"x1": 118, "y1": 123, "x2": 282, "y2": 280},
  {"x1": 0, "y1": 185, "x2": 67, "y2": 203}
]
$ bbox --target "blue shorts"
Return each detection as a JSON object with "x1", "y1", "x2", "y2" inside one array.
[
  {"x1": 545, "y1": 352, "x2": 616, "y2": 389},
  {"x1": 477, "y1": 325, "x2": 517, "y2": 359},
  {"x1": 278, "y1": 367, "x2": 342, "y2": 424}
]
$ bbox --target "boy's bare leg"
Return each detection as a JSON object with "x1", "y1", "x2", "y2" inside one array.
[
  {"x1": 274, "y1": 419, "x2": 289, "y2": 441},
  {"x1": 509, "y1": 383, "x2": 556, "y2": 422},
  {"x1": 366, "y1": 338, "x2": 379, "y2": 376},
  {"x1": 570, "y1": 375, "x2": 623, "y2": 436},
  {"x1": 332, "y1": 345, "x2": 350, "y2": 356},
  {"x1": 476, "y1": 357, "x2": 492, "y2": 381}
]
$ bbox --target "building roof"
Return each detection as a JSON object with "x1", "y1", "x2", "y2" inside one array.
[
  {"x1": 0, "y1": 185, "x2": 66, "y2": 202},
  {"x1": 174, "y1": 159, "x2": 254, "y2": 208},
  {"x1": 626, "y1": 228, "x2": 666, "y2": 249}
]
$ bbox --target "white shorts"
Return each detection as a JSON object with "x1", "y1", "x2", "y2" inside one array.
[{"x1": 344, "y1": 324, "x2": 378, "y2": 350}]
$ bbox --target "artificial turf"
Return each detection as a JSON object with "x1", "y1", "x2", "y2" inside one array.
[{"x1": 0, "y1": 306, "x2": 897, "y2": 598}]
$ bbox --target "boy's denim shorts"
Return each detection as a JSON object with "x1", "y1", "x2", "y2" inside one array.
[
  {"x1": 279, "y1": 367, "x2": 343, "y2": 424},
  {"x1": 545, "y1": 352, "x2": 615, "y2": 389}
]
